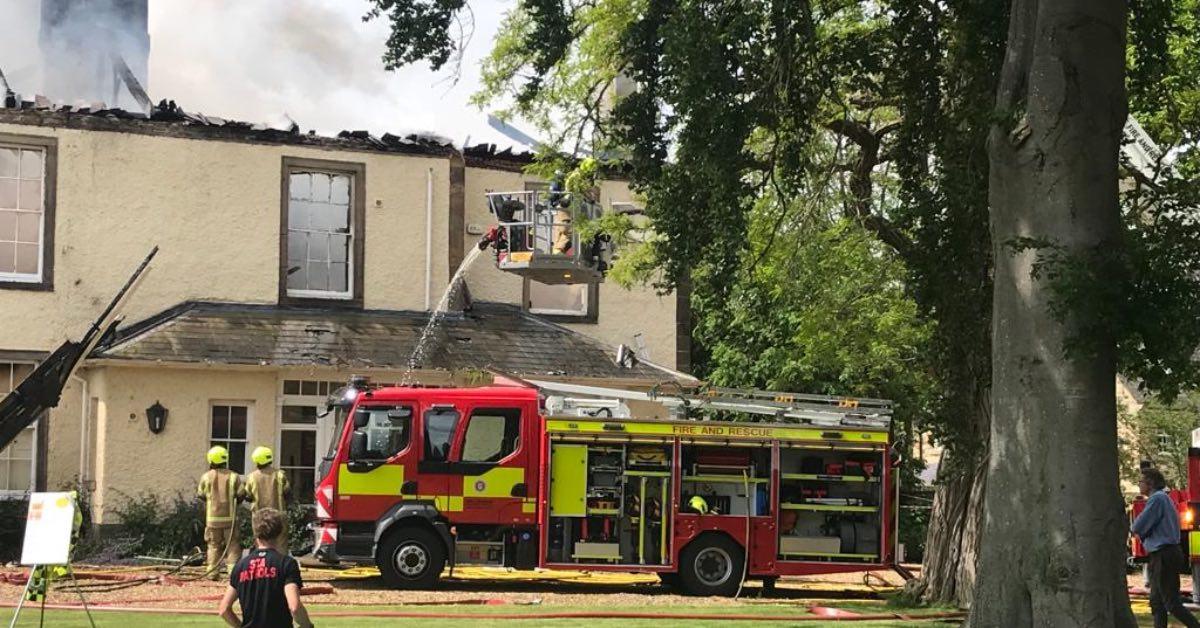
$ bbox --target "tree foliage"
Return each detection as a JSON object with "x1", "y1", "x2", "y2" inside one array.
[
  {"x1": 1119, "y1": 392, "x2": 1200, "y2": 489},
  {"x1": 367, "y1": 0, "x2": 1200, "y2": 609}
]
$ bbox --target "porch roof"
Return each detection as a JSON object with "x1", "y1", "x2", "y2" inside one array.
[{"x1": 90, "y1": 301, "x2": 690, "y2": 383}]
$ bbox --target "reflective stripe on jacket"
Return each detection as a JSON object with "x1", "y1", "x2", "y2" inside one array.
[
  {"x1": 197, "y1": 468, "x2": 240, "y2": 528},
  {"x1": 245, "y1": 467, "x2": 289, "y2": 512}
]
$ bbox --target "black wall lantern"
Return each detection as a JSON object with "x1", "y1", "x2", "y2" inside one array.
[{"x1": 146, "y1": 401, "x2": 168, "y2": 434}]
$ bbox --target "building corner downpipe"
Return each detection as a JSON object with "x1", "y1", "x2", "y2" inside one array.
[{"x1": 425, "y1": 167, "x2": 434, "y2": 311}]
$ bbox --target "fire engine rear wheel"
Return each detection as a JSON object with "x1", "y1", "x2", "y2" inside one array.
[
  {"x1": 377, "y1": 526, "x2": 446, "y2": 589},
  {"x1": 678, "y1": 535, "x2": 744, "y2": 597}
]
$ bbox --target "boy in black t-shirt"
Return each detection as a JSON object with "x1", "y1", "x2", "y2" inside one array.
[{"x1": 218, "y1": 508, "x2": 314, "y2": 628}]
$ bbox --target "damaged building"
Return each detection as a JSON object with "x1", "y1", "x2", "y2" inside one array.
[{"x1": 0, "y1": 97, "x2": 692, "y2": 523}]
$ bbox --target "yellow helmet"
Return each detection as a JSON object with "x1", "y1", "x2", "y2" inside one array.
[
  {"x1": 688, "y1": 495, "x2": 709, "y2": 514},
  {"x1": 206, "y1": 445, "x2": 229, "y2": 465},
  {"x1": 251, "y1": 446, "x2": 274, "y2": 466}
]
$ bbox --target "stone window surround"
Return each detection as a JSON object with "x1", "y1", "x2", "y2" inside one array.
[{"x1": 278, "y1": 156, "x2": 366, "y2": 308}]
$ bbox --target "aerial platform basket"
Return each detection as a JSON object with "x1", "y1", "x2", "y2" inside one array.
[{"x1": 485, "y1": 190, "x2": 609, "y2": 285}]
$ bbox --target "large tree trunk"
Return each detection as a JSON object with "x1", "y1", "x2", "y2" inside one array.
[
  {"x1": 915, "y1": 447, "x2": 987, "y2": 607},
  {"x1": 908, "y1": 381, "x2": 990, "y2": 608},
  {"x1": 970, "y1": 0, "x2": 1133, "y2": 625}
]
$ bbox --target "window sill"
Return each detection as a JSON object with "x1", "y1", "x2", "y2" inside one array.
[
  {"x1": 528, "y1": 311, "x2": 598, "y2": 324},
  {"x1": 280, "y1": 295, "x2": 363, "y2": 310},
  {"x1": 0, "y1": 278, "x2": 52, "y2": 292},
  {"x1": 287, "y1": 290, "x2": 355, "y2": 301}
]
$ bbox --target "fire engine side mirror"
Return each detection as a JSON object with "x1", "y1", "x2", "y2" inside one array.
[
  {"x1": 350, "y1": 430, "x2": 368, "y2": 460},
  {"x1": 353, "y1": 409, "x2": 370, "y2": 430}
]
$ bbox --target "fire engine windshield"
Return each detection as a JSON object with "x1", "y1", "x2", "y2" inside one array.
[
  {"x1": 325, "y1": 404, "x2": 349, "y2": 460},
  {"x1": 354, "y1": 405, "x2": 413, "y2": 459}
]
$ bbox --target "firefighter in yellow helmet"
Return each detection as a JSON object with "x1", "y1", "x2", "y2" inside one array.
[
  {"x1": 243, "y1": 446, "x2": 292, "y2": 552},
  {"x1": 197, "y1": 445, "x2": 243, "y2": 580}
]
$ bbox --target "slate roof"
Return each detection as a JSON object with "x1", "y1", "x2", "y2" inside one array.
[{"x1": 90, "y1": 301, "x2": 684, "y2": 382}]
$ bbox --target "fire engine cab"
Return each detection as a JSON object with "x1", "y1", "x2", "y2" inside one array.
[{"x1": 313, "y1": 375, "x2": 899, "y2": 596}]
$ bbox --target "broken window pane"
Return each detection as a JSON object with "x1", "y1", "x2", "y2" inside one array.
[
  {"x1": 14, "y1": 244, "x2": 37, "y2": 274},
  {"x1": 0, "y1": 148, "x2": 17, "y2": 178},
  {"x1": 331, "y1": 175, "x2": 350, "y2": 204},
  {"x1": 17, "y1": 180, "x2": 41, "y2": 210},
  {"x1": 16, "y1": 213, "x2": 39, "y2": 243},
  {"x1": 0, "y1": 180, "x2": 16, "y2": 209}
]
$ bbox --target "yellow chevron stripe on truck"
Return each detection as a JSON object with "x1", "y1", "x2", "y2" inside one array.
[{"x1": 545, "y1": 419, "x2": 888, "y2": 443}]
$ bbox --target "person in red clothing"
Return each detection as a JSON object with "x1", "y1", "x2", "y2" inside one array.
[{"x1": 217, "y1": 508, "x2": 314, "y2": 628}]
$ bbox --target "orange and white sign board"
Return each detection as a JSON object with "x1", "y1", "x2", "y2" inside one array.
[{"x1": 20, "y1": 492, "x2": 75, "y2": 565}]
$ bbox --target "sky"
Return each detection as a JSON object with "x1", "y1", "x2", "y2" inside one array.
[{"x1": 1, "y1": 0, "x2": 527, "y2": 148}]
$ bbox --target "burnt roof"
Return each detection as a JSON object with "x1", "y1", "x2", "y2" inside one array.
[
  {"x1": 90, "y1": 300, "x2": 684, "y2": 382},
  {"x1": 0, "y1": 97, "x2": 459, "y2": 157},
  {"x1": 0, "y1": 96, "x2": 618, "y2": 174}
]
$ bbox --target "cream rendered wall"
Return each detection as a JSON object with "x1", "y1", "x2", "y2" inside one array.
[
  {"x1": 462, "y1": 167, "x2": 679, "y2": 369},
  {"x1": 44, "y1": 375, "x2": 84, "y2": 491},
  {"x1": 90, "y1": 366, "x2": 279, "y2": 524},
  {"x1": 0, "y1": 122, "x2": 451, "y2": 353}
]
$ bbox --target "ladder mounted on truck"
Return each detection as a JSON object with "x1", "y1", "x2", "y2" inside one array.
[
  {"x1": 482, "y1": 189, "x2": 611, "y2": 285},
  {"x1": 527, "y1": 379, "x2": 892, "y2": 430}
]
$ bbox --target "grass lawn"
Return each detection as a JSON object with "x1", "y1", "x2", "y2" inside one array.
[
  {"x1": 4, "y1": 603, "x2": 967, "y2": 627},
  {"x1": 3, "y1": 603, "x2": 1170, "y2": 627}
]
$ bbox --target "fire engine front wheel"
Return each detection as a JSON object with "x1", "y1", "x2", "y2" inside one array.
[
  {"x1": 377, "y1": 526, "x2": 446, "y2": 589},
  {"x1": 678, "y1": 534, "x2": 745, "y2": 597}
]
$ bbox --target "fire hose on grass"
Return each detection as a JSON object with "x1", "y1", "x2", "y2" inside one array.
[
  {"x1": 0, "y1": 601, "x2": 969, "y2": 622},
  {"x1": 56, "y1": 505, "x2": 243, "y2": 596}
]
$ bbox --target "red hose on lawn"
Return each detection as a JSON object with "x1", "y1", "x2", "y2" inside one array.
[{"x1": 0, "y1": 602, "x2": 967, "y2": 622}]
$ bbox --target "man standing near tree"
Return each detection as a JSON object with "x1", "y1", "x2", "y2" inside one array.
[{"x1": 1132, "y1": 467, "x2": 1200, "y2": 628}]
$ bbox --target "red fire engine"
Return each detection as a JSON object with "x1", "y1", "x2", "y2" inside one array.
[{"x1": 312, "y1": 376, "x2": 899, "y2": 596}]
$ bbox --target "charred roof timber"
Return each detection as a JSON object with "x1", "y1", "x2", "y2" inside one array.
[{"x1": 0, "y1": 96, "x2": 460, "y2": 158}]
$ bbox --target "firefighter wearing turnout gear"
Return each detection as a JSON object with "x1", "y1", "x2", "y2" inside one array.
[
  {"x1": 244, "y1": 446, "x2": 291, "y2": 552},
  {"x1": 198, "y1": 445, "x2": 243, "y2": 580}
]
